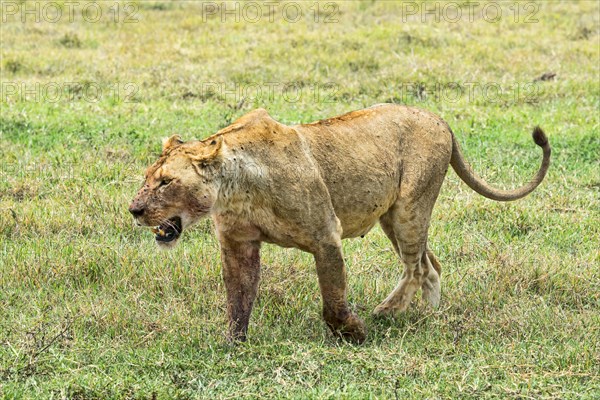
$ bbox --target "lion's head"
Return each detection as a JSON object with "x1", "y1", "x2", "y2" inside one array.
[{"x1": 129, "y1": 134, "x2": 223, "y2": 248}]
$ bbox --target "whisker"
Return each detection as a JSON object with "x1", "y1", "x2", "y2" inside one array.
[{"x1": 158, "y1": 217, "x2": 179, "y2": 232}]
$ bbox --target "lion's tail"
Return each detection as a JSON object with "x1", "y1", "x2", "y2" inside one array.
[{"x1": 450, "y1": 127, "x2": 551, "y2": 201}]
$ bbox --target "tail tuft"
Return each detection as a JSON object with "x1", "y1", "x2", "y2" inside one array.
[{"x1": 532, "y1": 126, "x2": 548, "y2": 147}]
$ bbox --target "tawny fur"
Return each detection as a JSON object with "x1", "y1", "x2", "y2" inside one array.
[{"x1": 130, "y1": 104, "x2": 551, "y2": 343}]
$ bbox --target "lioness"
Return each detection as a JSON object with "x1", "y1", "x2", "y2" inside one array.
[{"x1": 129, "y1": 104, "x2": 550, "y2": 343}]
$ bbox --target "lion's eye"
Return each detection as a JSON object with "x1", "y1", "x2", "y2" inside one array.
[{"x1": 159, "y1": 178, "x2": 172, "y2": 187}]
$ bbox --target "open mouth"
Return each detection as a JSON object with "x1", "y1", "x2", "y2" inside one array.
[{"x1": 152, "y1": 216, "x2": 182, "y2": 243}]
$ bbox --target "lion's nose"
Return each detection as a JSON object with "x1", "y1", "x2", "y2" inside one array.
[{"x1": 128, "y1": 203, "x2": 145, "y2": 217}]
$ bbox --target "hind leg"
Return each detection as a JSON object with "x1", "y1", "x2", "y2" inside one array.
[
  {"x1": 380, "y1": 211, "x2": 400, "y2": 256},
  {"x1": 376, "y1": 221, "x2": 443, "y2": 313},
  {"x1": 381, "y1": 211, "x2": 442, "y2": 307},
  {"x1": 381, "y1": 208, "x2": 440, "y2": 307},
  {"x1": 374, "y1": 201, "x2": 432, "y2": 315},
  {"x1": 421, "y1": 249, "x2": 441, "y2": 308}
]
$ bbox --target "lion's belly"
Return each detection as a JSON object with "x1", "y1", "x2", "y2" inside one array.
[
  {"x1": 339, "y1": 217, "x2": 380, "y2": 239},
  {"x1": 304, "y1": 131, "x2": 402, "y2": 239},
  {"x1": 327, "y1": 173, "x2": 400, "y2": 239}
]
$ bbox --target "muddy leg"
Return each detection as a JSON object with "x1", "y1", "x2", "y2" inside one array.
[
  {"x1": 313, "y1": 240, "x2": 366, "y2": 343},
  {"x1": 219, "y1": 238, "x2": 261, "y2": 342}
]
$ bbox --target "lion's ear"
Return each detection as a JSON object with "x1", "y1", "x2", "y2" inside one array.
[
  {"x1": 192, "y1": 136, "x2": 223, "y2": 168},
  {"x1": 204, "y1": 136, "x2": 223, "y2": 164},
  {"x1": 207, "y1": 135, "x2": 223, "y2": 151},
  {"x1": 162, "y1": 134, "x2": 184, "y2": 152}
]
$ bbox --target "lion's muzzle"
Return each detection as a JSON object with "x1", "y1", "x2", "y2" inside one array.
[{"x1": 128, "y1": 202, "x2": 145, "y2": 217}]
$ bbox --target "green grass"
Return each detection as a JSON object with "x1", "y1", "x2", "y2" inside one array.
[{"x1": 1, "y1": 1, "x2": 599, "y2": 398}]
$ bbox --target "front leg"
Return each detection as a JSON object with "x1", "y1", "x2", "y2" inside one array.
[
  {"x1": 314, "y1": 241, "x2": 367, "y2": 344},
  {"x1": 219, "y1": 237, "x2": 261, "y2": 342}
]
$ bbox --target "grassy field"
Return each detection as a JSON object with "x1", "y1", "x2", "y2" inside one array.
[{"x1": 1, "y1": 1, "x2": 599, "y2": 398}]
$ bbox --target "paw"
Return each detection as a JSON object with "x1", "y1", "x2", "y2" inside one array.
[
  {"x1": 324, "y1": 310, "x2": 367, "y2": 344},
  {"x1": 329, "y1": 313, "x2": 367, "y2": 344},
  {"x1": 372, "y1": 300, "x2": 408, "y2": 317},
  {"x1": 373, "y1": 303, "x2": 397, "y2": 317},
  {"x1": 227, "y1": 331, "x2": 248, "y2": 344}
]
